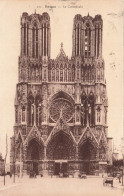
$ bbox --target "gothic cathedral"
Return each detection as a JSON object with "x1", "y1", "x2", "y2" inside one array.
[{"x1": 10, "y1": 12, "x2": 112, "y2": 176}]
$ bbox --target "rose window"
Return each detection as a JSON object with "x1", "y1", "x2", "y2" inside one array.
[{"x1": 49, "y1": 98, "x2": 73, "y2": 122}]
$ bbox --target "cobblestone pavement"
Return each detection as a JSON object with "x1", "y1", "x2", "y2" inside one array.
[
  {"x1": 0, "y1": 175, "x2": 20, "y2": 189},
  {"x1": 0, "y1": 175, "x2": 123, "y2": 196}
]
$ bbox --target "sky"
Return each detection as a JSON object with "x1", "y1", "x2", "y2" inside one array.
[{"x1": 0, "y1": 0, "x2": 123, "y2": 161}]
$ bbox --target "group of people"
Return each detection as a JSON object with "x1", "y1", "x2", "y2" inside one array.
[
  {"x1": 29, "y1": 171, "x2": 37, "y2": 178},
  {"x1": 103, "y1": 172, "x2": 122, "y2": 188}
]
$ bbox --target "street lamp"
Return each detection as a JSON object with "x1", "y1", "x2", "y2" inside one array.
[
  {"x1": 4, "y1": 134, "x2": 8, "y2": 186},
  {"x1": 13, "y1": 135, "x2": 15, "y2": 183}
]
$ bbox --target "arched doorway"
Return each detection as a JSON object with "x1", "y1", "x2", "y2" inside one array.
[
  {"x1": 47, "y1": 131, "x2": 76, "y2": 175},
  {"x1": 27, "y1": 139, "x2": 44, "y2": 175},
  {"x1": 79, "y1": 139, "x2": 97, "y2": 174}
]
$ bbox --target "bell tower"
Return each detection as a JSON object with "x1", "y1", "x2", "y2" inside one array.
[
  {"x1": 21, "y1": 12, "x2": 51, "y2": 58},
  {"x1": 18, "y1": 12, "x2": 51, "y2": 84},
  {"x1": 72, "y1": 14, "x2": 103, "y2": 58}
]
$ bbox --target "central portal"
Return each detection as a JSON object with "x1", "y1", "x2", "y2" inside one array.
[
  {"x1": 46, "y1": 131, "x2": 76, "y2": 176},
  {"x1": 47, "y1": 131, "x2": 76, "y2": 160},
  {"x1": 54, "y1": 161, "x2": 68, "y2": 176}
]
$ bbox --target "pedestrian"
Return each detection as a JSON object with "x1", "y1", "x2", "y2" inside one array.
[
  {"x1": 10, "y1": 172, "x2": 12, "y2": 178},
  {"x1": 118, "y1": 174, "x2": 121, "y2": 183}
]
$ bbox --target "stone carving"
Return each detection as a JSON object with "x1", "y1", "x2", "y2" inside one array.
[{"x1": 49, "y1": 98, "x2": 74, "y2": 122}]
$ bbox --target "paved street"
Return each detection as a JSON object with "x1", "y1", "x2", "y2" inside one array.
[{"x1": 0, "y1": 176, "x2": 123, "y2": 196}]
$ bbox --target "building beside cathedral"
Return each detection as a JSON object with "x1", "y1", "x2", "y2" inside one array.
[{"x1": 10, "y1": 12, "x2": 112, "y2": 176}]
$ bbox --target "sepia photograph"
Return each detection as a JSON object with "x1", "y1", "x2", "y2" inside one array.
[{"x1": 0, "y1": 0, "x2": 123, "y2": 195}]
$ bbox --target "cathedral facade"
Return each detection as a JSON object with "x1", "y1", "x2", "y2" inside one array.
[{"x1": 10, "y1": 12, "x2": 112, "y2": 176}]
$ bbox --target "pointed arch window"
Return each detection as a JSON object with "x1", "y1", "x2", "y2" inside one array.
[
  {"x1": 60, "y1": 63, "x2": 63, "y2": 82},
  {"x1": 32, "y1": 23, "x2": 38, "y2": 58},
  {"x1": 24, "y1": 23, "x2": 26, "y2": 55},
  {"x1": 32, "y1": 27, "x2": 35, "y2": 58},
  {"x1": 88, "y1": 93, "x2": 95, "y2": 126},
  {"x1": 85, "y1": 23, "x2": 91, "y2": 57},
  {"x1": 68, "y1": 64, "x2": 72, "y2": 82},
  {"x1": 44, "y1": 23, "x2": 46, "y2": 56},
  {"x1": 64, "y1": 67, "x2": 67, "y2": 82},
  {"x1": 96, "y1": 106, "x2": 101, "y2": 122},
  {"x1": 22, "y1": 106, "x2": 26, "y2": 122},
  {"x1": 72, "y1": 64, "x2": 75, "y2": 81},
  {"x1": 60, "y1": 70, "x2": 63, "y2": 82},
  {"x1": 52, "y1": 67, "x2": 55, "y2": 81},
  {"x1": 74, "y1": 24, "x2": 76, "y2": 56},
  {"x1": 77, "y1": 24, "x2": 80, "y2": 55},
  {"x1": 56, "y1": 67, "x2": 59, "y2": 82},
  {"x1": 27, "y1": 24, "x2": 29, "y2": 56},
  {"x1": 36, "y1": 27, "x2": 38, "y2": 57}
]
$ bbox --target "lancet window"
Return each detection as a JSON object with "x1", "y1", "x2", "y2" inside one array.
[
  {"x1": 56, "y1": 64, "x2": 59, "y2": 82},
  {"x1": 64, "y1": 65, "x2": 67, "y2": 82},
  {"x1": 24, "y1": 23, "x2": 26, "y2": 55},
  {"x1": 52, "y1": 67, "x2": 55, "y2": 81},
  {"x1": 96, "y1": 106, "x2": 101, "y2": 122},
  {"x1": 85, "y1": 23, "x2": 91, "y2": 57},
  {"x1": 68, "y1": 64, "x2": 72, "y2": 82},
  {"x1": 32, "y1": 23, "x2": 38, "y2": 58},
  {"x1": 88, "y1": 93, "x2": 95, "y2": 126},
  {"x1": 81, "y1": 94, "x2": 87, "y2": 126},
  {"x1": 22, "y1": 106, "x2": 26, "y2": 122},
  {"x1": 72, "y1": 65, "x2": 75, "y2": 81}
]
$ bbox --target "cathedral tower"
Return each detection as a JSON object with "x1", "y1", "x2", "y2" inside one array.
[{"x1": 72, "y1": 14, "x2": 102, "y2": 58}]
